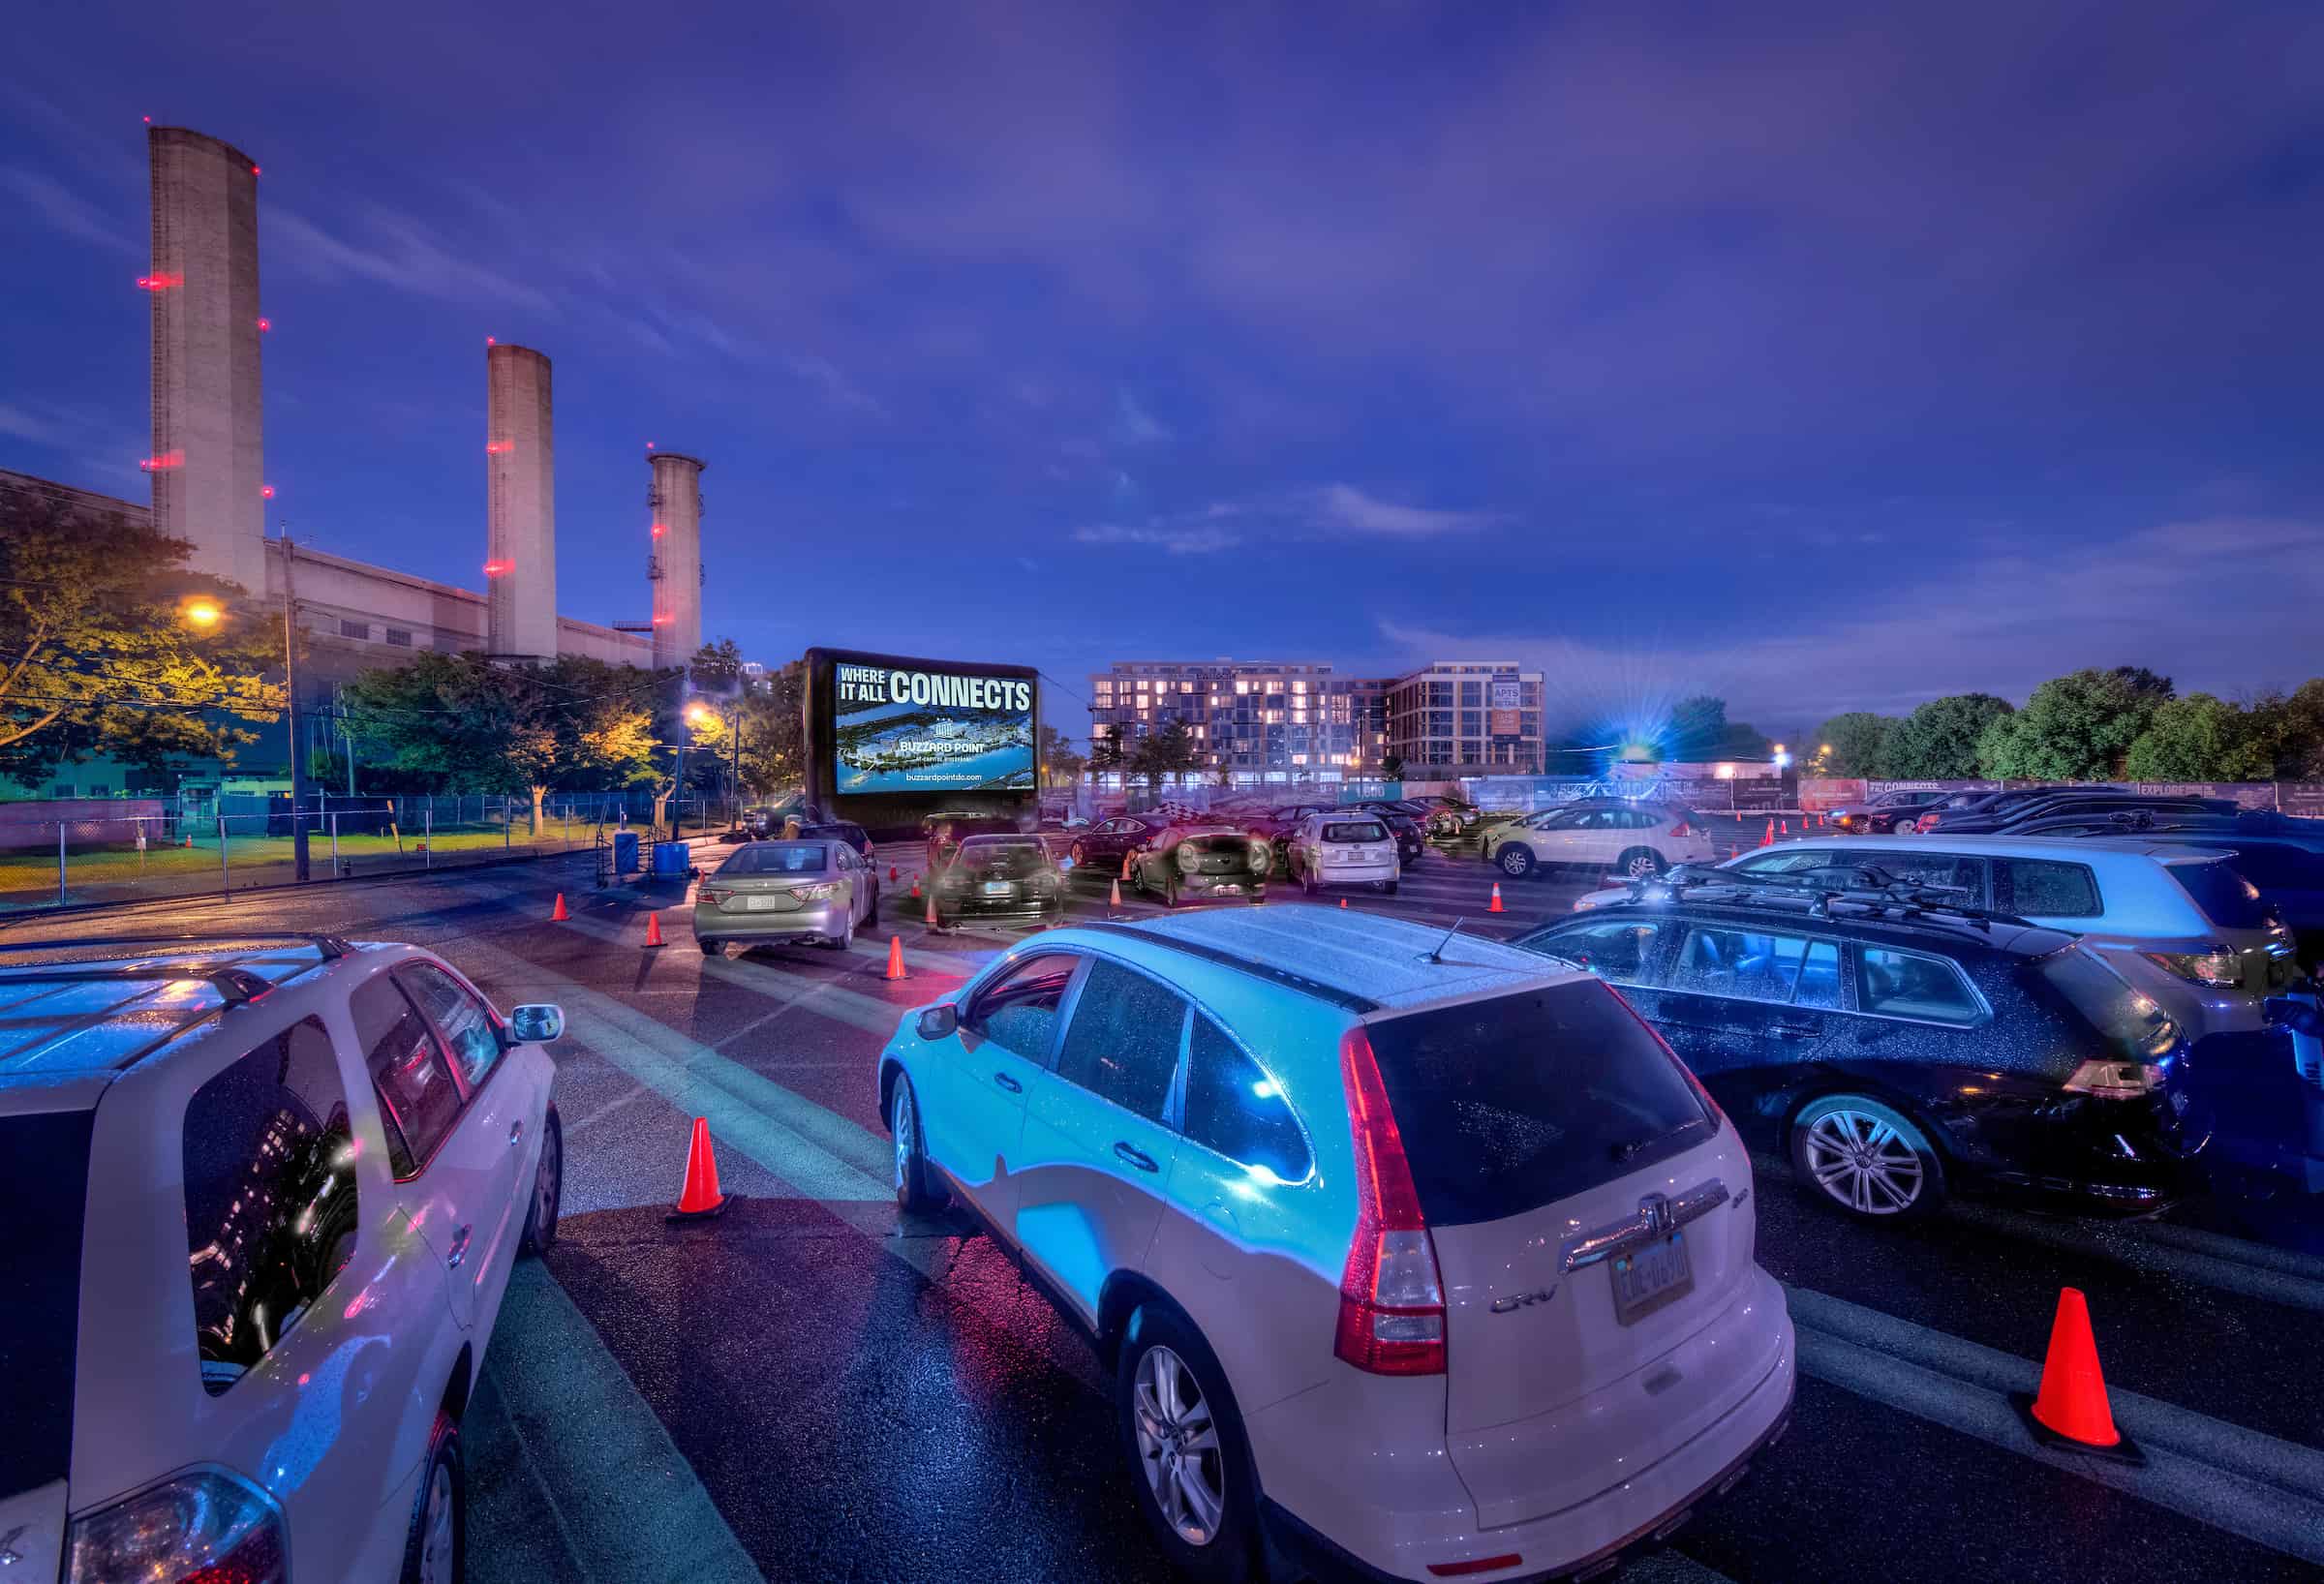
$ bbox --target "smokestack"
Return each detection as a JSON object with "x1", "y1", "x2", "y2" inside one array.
[
  {"x1": 485, "y1": 344, "x2": 556, "y2": 658},
  {"x1": 148, "y1": 127, "x2": 268, "y2": 595},
  {"x1": 648, "y1": 451, "x2": 704, "y2": 672}
]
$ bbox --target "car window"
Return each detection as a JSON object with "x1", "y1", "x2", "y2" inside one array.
[
  {"x1": 351, "y1": 973, "x2": 464, "y2": 1177},
  {"x1": 1855, "y1": 948, "x2": 1985, "y2": 1025},
  {"x1": 1323, "y1": 820, "x2": 1389, "y2": 842},
  {"x1": 1533, "y1": 919, "x2": 1666, "y2": 985},
  {"x1": 964, "y1": 952, "x2": 1079, "y2": 1063},
  {"x1": 398, "y1": 961, "x2": 502, "y2": 1087},
  {"x1": 1182, "y1": 1015, "x2": 1309, "y2": 1181},
  {"x1": 1669, "y1": 927, "x2": 1842, "y2": 1008},
  {"x1": 1053, "y1": 960, "x2": 1189, "y2": 1122},
  {"x1": 1993, "y1": 859, "x2": 2100, "y2": 917},
  {"x1": 183, "y1": 1016, "x2": 359, "y2": 1394},
  {"x1": 721, "y1": 842, "x2": 829, "y2": 874},
  {"x1": 1865, "y1": 852, "x2": 1986, "y2": 898},
  {"x1": 1731, "y1": 849, "x2": 1840, "y2": 874},
  {"x1": 2159, "y1": 859, "x2": 2272, "y2": 929}
]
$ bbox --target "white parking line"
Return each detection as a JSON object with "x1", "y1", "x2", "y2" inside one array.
[{"x1": 1789, "y1": 1284, "x2": 2324, "y2": 1565}]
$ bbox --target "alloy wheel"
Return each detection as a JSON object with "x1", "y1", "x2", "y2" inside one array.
[
  {"x1": 892, "y1": 1086, "x2": 915, "y2": 1192},
  {"x1": 533, "y1": 1123, "x2": 561, "y2": 1241},
  {"x1": 1803, "y1": 1109, "x2": 1925, "y2": 1214},
  {"x1": 1132, "y1": 1345, "x2": 1226, "y2": 1546},
  {"x1": 419, "y1": 1462, "x2": 455, "y2": 1584},
  {"x1": 1626, "y1": 850, "x2": 1663, "y2": 879}
]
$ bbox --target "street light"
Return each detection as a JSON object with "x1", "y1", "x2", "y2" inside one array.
[{"x1": 181, "y1": 596, "x2": 223, "y2": 628}]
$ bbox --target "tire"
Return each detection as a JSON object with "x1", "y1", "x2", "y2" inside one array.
[
  {"x1": 1300, "y1": 865, "x2": 1318, "y2": 897},
  {"x1": 1789, "y1": 1094, "x2": 1946, "y2": 1221},
  {"x1": 1890, "y1": 817, "x2": 1917, "y2": 837},
  {"x1": 1617, "y1": 847, "x2": 1667, "y2": 881},
  {"x1": 697, "y1": 937, "x2": 721, "y2": 957},
  {"x1": 1497, "y1": 844, "x2": 1535, "y2": 878},
  {"x1": 1116, "y1": 1304, "x2": 1260, "y2": 1583},
  {"x1": 517, "y1": 1105, "x2": 562, "y2": 1257},
  {"x1": 398, "y1": 1412, "x2": 464, "y2": 1584},
  {"x1": 891, "y1": 1074, "x2": 944, "y2": 1213},
  {"x1": 829, "y1": 907, "x2": 855, "y2": 951}
]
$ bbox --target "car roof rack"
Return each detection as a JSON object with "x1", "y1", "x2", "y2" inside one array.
[
  {"x1": 1625, "y1": 864, "x2": 2036, "y2": 933},
  {"x1": 0, "y1": 930, "x2": 352, "y2": 960}
]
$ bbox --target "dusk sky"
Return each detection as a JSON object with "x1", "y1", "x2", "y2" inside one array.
[{"x1": 5, "y1": 1, "x2": 2321, "y2": 745}]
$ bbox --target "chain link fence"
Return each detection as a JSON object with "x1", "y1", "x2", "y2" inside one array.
[{"x1": 0, "y1": 794, "x2": 711, "y2": 915}]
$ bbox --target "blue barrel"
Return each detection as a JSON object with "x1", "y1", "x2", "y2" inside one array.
[
  {"x1": 652, "y1": 839, "x2": 691, "y2": 877},
  {"x1": 612, "y1": 830, "x2": 640, "y2": 874}
]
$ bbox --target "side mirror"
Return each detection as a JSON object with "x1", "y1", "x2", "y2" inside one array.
[
  {"x1": 917, "y1": 1004, "x2": 959, "y2": 1041},
  {"x1": 508, "y1": 1003, "x2": 566, "y2": 1045},
  {"x1": 2262, "y1": 996, "x2": 2322, "y2": 1037}
]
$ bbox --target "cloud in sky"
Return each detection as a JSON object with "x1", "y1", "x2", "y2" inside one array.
[
  {"x1": 1312, "y1": 484, "x2": 1502, "y2": 536},
  {"x1": 0, "y1": 167, "x2": 132, "y2": 252},
  {"x1": 270, "y1": 205, "x2": 554, "y2": 311},
  {"x1": 1073, "y1": 523, "x2": 1240, "y2": 555}
]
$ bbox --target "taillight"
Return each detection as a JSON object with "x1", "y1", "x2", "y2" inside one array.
[
  {"x1": 1334, "y1": 1025, "x2": 1446, "y2": 1376},
  {"x1": 67, "y1": 1468, "x2": 288, "y2": 1584},
  {"x1": 2141, "y1": 946, "x2": 2242, "y2": 987},
  {"x1": 2063, "y1": 1059, "x2": 2166, "y2": 1099},
  {"x1": 792, "y1": 882, "x2": 836, "y2": 900},
  {"x1": 1668, "y1": 819, "x2": 1692, "y2": 838}
]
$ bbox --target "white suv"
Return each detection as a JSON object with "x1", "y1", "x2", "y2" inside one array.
[
  {"x1": 877, "y1": 907, "x2": 1795, "y2": 1582},
  {"x1": 1484, "y1": 800, "x2": 1716, "y2": 882},
  {"x1": 1286, "y1": 811, "x2": 1401, "y2": 896},
  {"x1": 0, "y1": 933, "x2": 565, "y2": 1584}
]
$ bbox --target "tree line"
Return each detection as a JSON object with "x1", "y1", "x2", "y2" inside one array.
[{"x1": 1809, "y1": 669, "x2": 2324, "y2": 783}]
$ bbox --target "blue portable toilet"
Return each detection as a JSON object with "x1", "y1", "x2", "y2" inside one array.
[{"x1": 612, "y1": 830, "x2": 641, "y2": 874}]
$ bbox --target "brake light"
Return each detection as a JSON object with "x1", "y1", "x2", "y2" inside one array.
[
  {"x1": 1334, "y1": 1025, "x2": 1446, "y2": 1375},
  {"x1": 1668, "y1": 819, "x2": 1691, "y2": 838},
  {"x1": 791, "y1": 883, "x2": 836, "y2": 900},
  {"x1": 1427, "y1": 1558, "x2": 1525, "y2": 1578},
  {"x1": 2063, "y1": 1059, "x2": 2166, "y2": 1100},
  {"x1": 2140, "y1": 946, "x2": 2242, "y2": 988}
]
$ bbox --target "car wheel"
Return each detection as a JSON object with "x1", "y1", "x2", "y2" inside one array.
[
  {"x1": 1790, "y1": 1094, "x2": 1946, "y2": 1220},
  {"x1": 891, "y1": 1074, "x2": 945, "y2": 1213},
  {"x1": 1618, "y1": 847, "x2": 1667, "y2": 881},
  {"x1": 831, "y1": 909, "x2": 855, "y2": 951},
  {"x1": 518, "y1": 1105, "x2": 562, "y2": 1256},
  {"x1": 1116, "y1": 1304, "x2": 1260, "y2": 1583},
  {"x1": 697, "y1": 937, "x2": 721, "y2": 957},
  {"x1": 398, "y1": 1412, "x2": 464, "y2": 1584},
  {"x1": 1497, "y1": 844, "x2": 1535, "y2": 878},
  {"x1": 1890, "y1": 817, "x2": 1917, "y2": 836},
  {"x1": 1300, "y1": 865, "x2": 1317, "y2": 896}
]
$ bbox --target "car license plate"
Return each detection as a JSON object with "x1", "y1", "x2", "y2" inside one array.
[
  {"x1": 745, "y1": 895, "x2": 782, "y2": 911},
  {"x1": 1610, "y1": 1233, "x2": 1693, "y2": 1325},
  {"x1": 981, "y1": 881, "x2": 1014, "y2": 897}
]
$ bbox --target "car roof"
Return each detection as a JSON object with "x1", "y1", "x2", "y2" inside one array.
[
  {"x1": 960, "y1": 831, "x2": 1043, "y2": 844},
  {"x1": 1744, "y1": 833, "x2": 2220, "y2": 867},
  {"x1": 1073, "y1": 905, "x2": 1583, "y2": 1013},
  {"x1": 1553, "y1": 894, "x2": 2073, "y2": 958},
  {"x1": 0, "y1": 935, "x2": 352, "y2": 1086}
]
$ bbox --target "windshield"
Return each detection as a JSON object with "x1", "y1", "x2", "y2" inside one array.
[
  {"x1": 2, "y1": 1110, "x2": 89, "y2": 1499},
  {"x1": 1364, "y1": 982, "x2": 1716, "y2": 1226},
  {"x1": 1322, "y1": 820, "x2": 1389, "y2": 843},
  {"x1": 2163, "y1": 858, "x2": 2273, "y2": 929},
  {"x1": 1186, "y1": 835, "x2": 1250, "y2": 854},
  {"x1": 957, "y1": 839, "x2": 1050, "y2": 875},
  {"x1": 720, "y1": 842, "x2": 831, "y2": 874}
]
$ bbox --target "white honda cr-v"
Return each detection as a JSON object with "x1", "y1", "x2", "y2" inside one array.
[
  {"x1": 0, "y1": 932, "x2": 564, "y2": 1584},
  {"x1": 878, "y1": 907, "x2": 1795, "y2": 1582}
]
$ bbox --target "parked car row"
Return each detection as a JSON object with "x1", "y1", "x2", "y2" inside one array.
[{"x1": 1483, "y1": 797, "x2": 1718, "y2": 881}]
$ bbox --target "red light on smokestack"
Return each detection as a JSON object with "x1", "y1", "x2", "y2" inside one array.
[
  {"x1": 651, "y1": 522, "x2": 667, "y2": 537},
  {"x1": 257, "y1": 318, "x2": 271, "y2": 331},
  {"x1": 139, "y1": 452, "x2": 185, "y2": 472},
  {"x1": 142, "y1": 115, "x2": 151, "y2": 124},
  {"x1": 483, "y1": 560, "x2": 513, "y2": 577},
  {"x1": 485, "y1": 441, "x2": 512, "y2": 454},
  {"x1": 137, "y1": 273, "x2": 182, "y2": 291},
  {"x1": 260, "y1": 485, "x2": 275, "y2": 500},
  {"x1": 652, "y1": 614, "x2": 672, "y2": 625},
  {"x1": 486, "y1": 336, "x2": 497, "y2": 346},
  {"x1": 251, "y1": 165, "x2": 260, "y2": 175},
  {"x1": 646, "y1": 442, "x2": 656, "y2": 450}
]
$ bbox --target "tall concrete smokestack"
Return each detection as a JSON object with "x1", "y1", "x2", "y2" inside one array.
[
  {"x1": 148, "y1": 127, "x2": 268, "y2": 595},
  {"x1": 648, "y1": 450, "x2": 704, "y2": 671},
  {"x1": 485, "y1": 343, "x2": 556, "y2": 658}
]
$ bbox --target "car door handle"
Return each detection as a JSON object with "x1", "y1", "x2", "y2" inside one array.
[
  {"x1": 994, "y1": 1072, "x2": 1023, "y2": 1093},
  {"x1": 445, "y1": 1224, "x2": 474, "y2": 1269},
  {"x1": 1774, "y1": 1021, "x2": 1819, "y2": 1040},
  {"x1": 508, "y1": 1119, "x2": 524, "y2": 1146},
  {"x1": 1114, "y1": 1141, "x2": 1159, "y2": 1173}
]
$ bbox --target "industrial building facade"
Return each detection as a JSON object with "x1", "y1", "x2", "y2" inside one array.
[{"x1": 1086, "y1": 659, "x2": 1544, "y2": 782}]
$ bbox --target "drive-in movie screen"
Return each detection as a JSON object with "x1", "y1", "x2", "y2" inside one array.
[{"x1": 830, "y1": 658, "x2": 1035, "y2": 793}]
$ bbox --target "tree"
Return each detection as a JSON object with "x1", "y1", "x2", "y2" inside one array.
[
  {"x1": 1090, "y1": 723, "x2": 1124, "y2": 771},
  {"x1": 1126, "y1": 719, "x2": 1199, "y2": 790},
  {"x1": 2251, "y1": 680, "x2": 2324, "y2": 778},
  {"x1": 342, "y1": 653, "x2": 665, "y2": 830},
  {"x1": 0, "y1": 489, "x2": 283, "y2": 786},
  {"x1": 1380, "y1": 752, "x2": 1406, "y2": 780},
  {"x1": 1881, "y1": 693, "x2": 2013, "y2": 779},
  {"x1": 1038, "y1": 722, "x2": 1086, "y2": 789},
  {"x1": 688, "y1": 637, "x2": 746, "y2": 693},
  {"x1": 2123, "y1": 694, "x2": 2274, "y2": 781},
  {"x1": 1976, "y1": 668, "x2": 2167, "y2": 780},
  {"x1": 1807, "y1": 713, "x2": 1897, "y2": 778},
  {"x1": 1667, "y1": 695, "x2": 1770, "y2": 762}
]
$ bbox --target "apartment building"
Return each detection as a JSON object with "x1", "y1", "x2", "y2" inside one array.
[{"x1": 1086, "y1": 658, "x2": 1541, "y2": 782}]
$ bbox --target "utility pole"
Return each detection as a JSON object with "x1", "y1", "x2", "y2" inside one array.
[
  {"x1": 729, "y1": 701, "x2": 744, "y2": 831},
  {"x1": 280, "y1": 530, "x2": 311, "y2": 881}
]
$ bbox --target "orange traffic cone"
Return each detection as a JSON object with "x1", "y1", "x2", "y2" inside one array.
[
  {"x1": 2011, "y1": 1288, "x2": 2141, "y2": 1463},
  {"x1": 885, "y1": 936, "x2": 906, "y2": 980},
  {"x1": 1339, "y1": 897, "x2": 1348, "y2": 908},
  {"x1": 1761, "y1": 819, "x2": 1775, "y2": 846},
  {"x1": 183, "y1": 833, "x2": 194, "y2": 848},
  {"x1": 643, "y1": 911, "x2": 665, "y2": 948},
  {"x1": 909, "y1": 875, "x2": 922, "y2": 899},
  {"x1": 1110, "y1": 878, "x2": 1122, "y2": 907},
  {"x1": 1488, "y1": 883, "x2": 1504, "y2": 913},
  {"x1": 925, "y1": 893, "x2": 940, "y2": 929},
  {"x1": 889, "y1": 865, "x2": 900, "y2": 881},
  {"x1": 551, "y1": 893, "x2": 568, "y2": 921},
  {"x1": 1121, "y1": 852, "x2": 1133, "y2": 879},
  {"x1": 667, "y1": 1117, "x2": 728, "y2": 1220},
  {"x1": 1781, "y1": 819, "x2": 1789, "y2": 835}
]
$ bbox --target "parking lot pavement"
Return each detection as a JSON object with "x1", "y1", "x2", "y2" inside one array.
[{"x1": 11, "y1": 848, "x2": 2322, "y2": 1584}]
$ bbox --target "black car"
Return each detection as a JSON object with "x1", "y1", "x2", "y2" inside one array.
[
  {"x1": 924, "y1": 812, "x2": 1026, "y2": 874},
  {"x1": 931, "y1": 834, "x2": 1066, "y2": 928},
  {"x1": 789, "y1": 817, "x2": 875, "y2": 862},
  {"x1": 1913, "y1": 785, "x2": 2129, "y2": 834},
  {"x1": 1931, "y1": 793, "x2": 2232, "y2": 836},
  {"x1": 1510, "y1": 868, "x2": 2209, "y2": 1220},
  {"x1": 1340, "y1": 801, "x2": 1428, "y2": 865}
]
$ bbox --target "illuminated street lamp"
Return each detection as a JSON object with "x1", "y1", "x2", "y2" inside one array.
[
  {"x1": 181, "y1": 596, "x2": 223, "y2": 629},
  {"x1": 1771, "y1": 741, "x2": 1792, "y2": 770}
]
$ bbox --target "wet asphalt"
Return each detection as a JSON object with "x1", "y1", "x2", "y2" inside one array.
[{"x1": 11, "y1": 819, "x2": 2320, "y2": 1584}]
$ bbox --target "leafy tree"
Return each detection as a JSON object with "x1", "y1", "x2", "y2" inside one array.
[
  {"x1": 1976, "y1": 668, "x2": 2167, "y2": 780},
  {"x1": 1667, "y1": 695, "x2": 1770, "y2": 761},
  {"x1": 1881, "y1": 693, "x2": 2013, "y2": 779},
  {"x1": 1126, "y1": 719, "x2": 1199, "y2": 790},
  {"x1": 688, "y1": 637, "x2": 746, "y2": 693},
  {"x1": 1380, "y1": 751, "x2": 1406, "y2": 780},
  {"x1": 2123, "y1": 694, "x2": 2274, "y2": 781},
  {"x1": 2251, "y1": 680, "x2": 2324, "y2": 778},
  {"x1": 1038, "y1": 722, "x2": 1086, "y2": 789},
  {"x1": 1090, "y1": 723, "x2": 1124, "y2": 770},
  {"x1": 0, "y1": 490, "x2": 283, "y2": 786},
  {"x1": 1807, "y1": 713, "x2": 1897, "y2": 777}
]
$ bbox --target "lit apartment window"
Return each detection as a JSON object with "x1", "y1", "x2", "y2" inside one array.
[
  {"x1": 1292, "y1": 681, "x2": 1307, "y2": 694},
  {"x1": 1292, "y1": 753, "x2": 1308, "y2": 766},
  {"x1": 1181, "y1": 681, "x2": 1195, "y2": 693},
  {"x1": 1236, "y1": 680, "x2": 1250, "y2": 694}
]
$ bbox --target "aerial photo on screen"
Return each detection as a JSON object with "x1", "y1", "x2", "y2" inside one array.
[{"x1": 832, "y1": 661, "x2": 1035, "y2": 793}]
